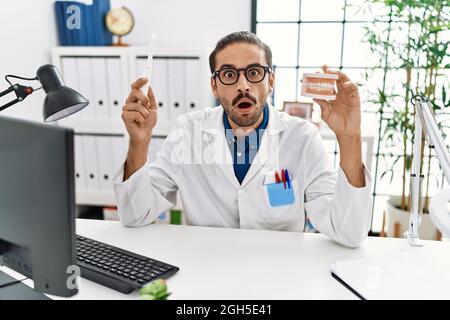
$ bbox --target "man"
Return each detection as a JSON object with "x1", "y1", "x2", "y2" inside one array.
[{"x1": 112, "y1": 31, "x2": 372, "y2": 248}]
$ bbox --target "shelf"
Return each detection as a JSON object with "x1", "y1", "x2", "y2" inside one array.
[
  {"x1": 75, "y1": 190, "x2": 184, "y2": 212},
  {"x1": 76, "y1": 190, "x2": 117, "y2": 206},
  {"x1": 53, "y1": 45, "x2": 212, "y2": 209},
  {"x1": 57, "y1": 118, "x2": 127, "y2": 135}
]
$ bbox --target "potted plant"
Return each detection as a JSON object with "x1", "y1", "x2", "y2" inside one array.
[
  {"x1": 140, "y1": 279, "x2": 172, "y2": 300},
  {"x1": 361, "y1": 0, "x2": 450, "y2": 239}
]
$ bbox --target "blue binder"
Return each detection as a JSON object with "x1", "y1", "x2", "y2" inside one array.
[
  {"x1": 79, "y1": 3, "x2": 87, "y2": 45},
  {"x1": 96, "y1": 0, "x2": 113, "y2": 46},
  {"x1": 54, "y1": 0, "x2": 112, "y2": 46},
  {"x1": 61, "y1": 1, "x2": 83, "y2": 45},
  {"x1": 54, "y1": 2, "x2": 66, "y2": 45},
  {"x1": 59, "y1": 1, "x2": 72, "y2": 45},
  {"x1": 84, "y1": 2, "x2": 94, "y2": 45},
  {"x1": 102, "y1": 0, "x2": 113, "y2": 46}
]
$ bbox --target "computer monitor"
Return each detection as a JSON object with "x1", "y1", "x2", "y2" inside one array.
[{"x1": 0, "y1": 115, "x2": 78, "y2": 297}]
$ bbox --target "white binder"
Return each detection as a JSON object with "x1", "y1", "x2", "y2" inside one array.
[
  {"x1": 91, "y1": 58, "x2": 110, "y2": 119},
  {"x1": 111, "y1": 136, "x2": 127, "y2": 173},
  {"x1": 184, "y1": 59, "x2": 202, "y2": 114},
  {"x1": 135, "y1": 57, "x2": 146, "y2": 79},
  {"x1": 74, "y1": 134, "x2": 87, "y2": 189},
  {"x1": 106, "y1": 57, "x2": 125, "y2": 121},
  {"x1": 168, "y1": 59, "x2": 186, "y2": 121},
  {"x1": 76, "y1": 58, "x2": 95, "y2": 119},
  {"x1": 82, "y1": 135, "x2": 101, "y2": 190},
  {"x1": 60, "y1": 57, "x2": 81, "y2": 119},
  {"x1": 152, "y1": 58, "x2": 170, "y2": 129},
  {"x1": 95, "y1": 136, "x2": 114, "y2": 191}
]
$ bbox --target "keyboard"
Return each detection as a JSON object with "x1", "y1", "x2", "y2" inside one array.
[{"x1": 76, "y1": 235, "x2": 179, "y2": 294}]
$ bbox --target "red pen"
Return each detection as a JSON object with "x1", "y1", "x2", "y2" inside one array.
[
  {"x1": 275, "y1": 170, "x2": 281, "y2": 183},
  {"x1": 281, "y1": 169, "x2": 286, "y2": 189}
]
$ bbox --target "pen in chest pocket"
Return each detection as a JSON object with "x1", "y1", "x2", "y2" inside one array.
[
  {"x1": 281, "y1": 169, "x2": 286, "y2": 189},
  {"x1": 285, "y1": 169, "x2": 291, "y2": 189},
  {"x1": 275, "y1": 170, "x2": 281, "y2": 183},
  {"x1": 272, "y1": 169, "x2": 292, "y2": 189}
]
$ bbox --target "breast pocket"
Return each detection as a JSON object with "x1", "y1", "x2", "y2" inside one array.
[
  {"x1": 265, "y1": 181, "x2": 295, "y2": 207},
  {"x1": 261, "y1": 178, "x2": 301, "y2": 228}
]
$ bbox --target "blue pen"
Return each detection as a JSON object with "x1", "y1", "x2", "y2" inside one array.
[{"x1": 285, "y1": 169, "x2": 291, "y2": 189}]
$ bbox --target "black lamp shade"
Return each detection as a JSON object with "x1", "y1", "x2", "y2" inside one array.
[{"x1": 37, "y1": 64, "x2": 89, "y2": 122}]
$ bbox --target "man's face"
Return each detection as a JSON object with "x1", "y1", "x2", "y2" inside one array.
[{"x1": 211, "y1": 43, "x2": 275, "y2": 128}]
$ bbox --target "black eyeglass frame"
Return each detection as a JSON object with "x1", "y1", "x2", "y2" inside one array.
[{"x1": 212, "y1": 64, "x2": 272, "y2": 85}]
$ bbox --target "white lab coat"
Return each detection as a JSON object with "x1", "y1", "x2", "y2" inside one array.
[{"x1": 112, "y1": 105, "x2": 372, "y2": 248}]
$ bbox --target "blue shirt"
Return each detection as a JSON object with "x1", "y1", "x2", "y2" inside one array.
[{"x1": 223, "y1": 105, "x2": 269, "y2": 184}]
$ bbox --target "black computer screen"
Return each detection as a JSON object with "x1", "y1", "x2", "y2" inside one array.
[{"x1": 0, "y1": 115, "x2": 78, "y2": 297}]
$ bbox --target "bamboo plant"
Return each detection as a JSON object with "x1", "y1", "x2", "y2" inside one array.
[{"x1": 360, "y1": 0, "x2": 450, "y2": 212}]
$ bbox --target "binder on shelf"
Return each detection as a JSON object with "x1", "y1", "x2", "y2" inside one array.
[
  {"x1": 168, "y1": 59, "x2": 186, "y2": 122},
  {"x1": 78, "y1": 3, "x2": 87, "y2": 45},
  {"x1": 60, "y1": 57, "x2": 81, "y2": 119},
  {"x1": 105, "y1": 57, "x2": 124, "y2": 121},
  {"x1": 54, "y1": 0, "x2": 112, "y2": 46},
  {"x1": 76, "y1": 57, "x2": 95, "y2": 119},
  {"x1": 82, "y1": 135, "x2": 101, "y2": 190},
  {"x1": 184, "y1": 59, "x2": 202, "y2": 114},
  {"x1": 95, "y1": 136, "x2": 114, "y2": 191},
  {"x1": 64, "y1": 1, "x2": 83, "y2": 45},
  {"x1": 91, "y1": 58, "x2": 111, "y2": 119},
  {"x1": 151, "y1": 58, "x2": 170, "y2": 128},
  {"x1": 96, "y1": 0, "x2": 113, "y2": 46},
  {"x1": 61, "y1": 1, "x2": 74, "y2": 45},
  {"x1": 135, "y1": 58, "x2": 146, "y2": 80},
  {"x1": 74, "y1": 134, "x2": 87, "y2": 190},
  {"x1": 84, "y1": 0, "x2": 95, "y2": 46},
  {"x1": 111, "y1": 136, "x2": 127, "y2": 173},
  {"x1": 54, "y1": 2, "x2": 66, "y2": 46}
]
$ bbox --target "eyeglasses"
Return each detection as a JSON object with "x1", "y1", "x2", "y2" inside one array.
[{"x1": 212, "y1": 65, "x2": 271, "y2": 85}]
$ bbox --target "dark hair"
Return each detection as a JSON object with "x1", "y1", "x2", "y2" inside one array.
[{"x1": 209, "y1": 31, "x2": 272, "y2": 74}]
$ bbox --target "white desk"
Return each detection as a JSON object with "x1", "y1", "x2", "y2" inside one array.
[{"x1": 1, "y1": 219, "x2": 450, "y2": 300}]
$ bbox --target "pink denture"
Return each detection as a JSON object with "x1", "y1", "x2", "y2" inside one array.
[{"x1": 301, "y1": 73, "x2": 338, "y2": 100}]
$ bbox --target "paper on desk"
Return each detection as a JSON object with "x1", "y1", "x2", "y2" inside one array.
[{"x1": 331, "y1": 250, "x2": 450, "y2": 300}]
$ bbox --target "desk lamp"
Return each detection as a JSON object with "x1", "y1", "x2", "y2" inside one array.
[
  {"x1": 405, "y1": 95, "x2": 450, "y2": 246},
  {"x1": 0, "y1": 64, "x2": 88, "y2": 122}
]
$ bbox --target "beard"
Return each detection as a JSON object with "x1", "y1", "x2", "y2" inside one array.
[{"x1": 220, "y1": 91, "x2": 266, "y2": 127}]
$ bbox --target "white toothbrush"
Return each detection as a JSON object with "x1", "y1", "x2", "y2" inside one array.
[{"x1": 141, "y1": 33, "x2": 157, "y2": 97}]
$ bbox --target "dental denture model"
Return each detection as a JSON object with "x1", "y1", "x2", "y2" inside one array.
[{"x1": 301, "y1": 73, "x2": 338, "y2": 100}]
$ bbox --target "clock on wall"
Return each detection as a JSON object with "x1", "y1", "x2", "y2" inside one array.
[{"x1": 105, "y1": 7, "x2": 135, "y2": 46}]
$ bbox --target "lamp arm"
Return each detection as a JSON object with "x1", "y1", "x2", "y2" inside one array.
[
  {"x1": 407, "y1": 95, "x2": 450, "y2": 245},
  {"x1": 416, "y1": 97, "x2": 450, "y2": 183},
  {"x1": 0, "y1": 83, "x2": 37, "y2": 112},
  {"x1": 416, "y1": 96, "x2": 450, "y2": 239},
  {"x1": 0, "y1": 85, "x2": 15, "y2": 97}
]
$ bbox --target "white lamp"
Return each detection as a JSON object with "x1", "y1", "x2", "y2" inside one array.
[{"x1": 405, "y1": 95, "x2": 450, "y2": 246}]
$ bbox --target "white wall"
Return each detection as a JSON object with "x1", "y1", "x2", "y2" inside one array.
[
  {"x1": 111, "y1": 0, "x2": 252, "y2": 48},
  {"x1": 0, "y1": 0, "x2": 251, "y2": 122},
  {"x1": 0, "y1": 0, "x2": 59, "y2": 122}
]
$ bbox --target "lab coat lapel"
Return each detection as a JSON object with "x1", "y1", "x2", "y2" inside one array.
[
  {"x1": 240, "y1": 105, "x2": 287, "y2": 188},
  {"x1": 201, "y1": 107, "x2": 240, "y2": 188}
]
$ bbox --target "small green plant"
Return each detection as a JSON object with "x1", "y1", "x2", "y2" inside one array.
[{"x1": 139, "y1": 279, "x2": 171, "y2": 300}]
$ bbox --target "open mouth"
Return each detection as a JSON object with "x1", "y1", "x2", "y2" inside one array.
[{"x1": 237, "y1": 102, "x2": 252, "y2": 109}]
